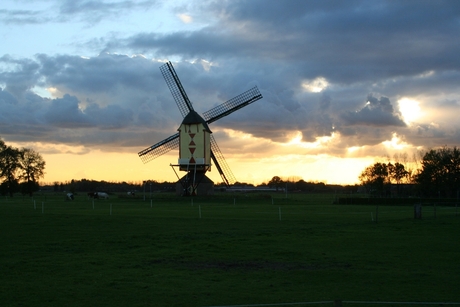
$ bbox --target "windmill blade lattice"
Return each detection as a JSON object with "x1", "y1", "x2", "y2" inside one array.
[
  {"x1": 210, "y1": 135, "x2": 236, "y2": 186},
  {"x1": 203, "y1": 86, "x2": 262, "y2": 124},
  {"x1": 160, "y1": 61, "x2": 194, "y2": 117},
  {"x1": 138, "y1": 133, "x2": 179, "y2": 164}
]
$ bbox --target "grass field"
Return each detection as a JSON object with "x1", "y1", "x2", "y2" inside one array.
[{"x1": 1, "y1": 192, "x2": 459, "y2": 306}]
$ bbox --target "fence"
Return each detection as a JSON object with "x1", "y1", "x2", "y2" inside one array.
[
  {"x1": 204, "y1": 300, "x2": 460, "y2": 307},
  {"x1": 2, "y1": 192, "x2": 460, "y2": 223}
]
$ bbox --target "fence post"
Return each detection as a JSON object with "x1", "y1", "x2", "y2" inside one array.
[
  {"x1": 414, "y1": 203, "x2": 422, "y2": 219},
  {"x1": 375, "y1": 204, "x2": 379, "y2": 223},
  {"x1": 457, "y1": 190, "x2": 459, "y2": 216},
  {"x1": 334, "y1": 299, "x2": 342, "y2": 307}
]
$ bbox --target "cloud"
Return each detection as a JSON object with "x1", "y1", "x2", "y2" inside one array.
[
  {"x1": 0, "y1": 8, "x2": 48, "y2": 24},
  {"x1": 0, "y1": 87, "x2": 17, "y2": 105},
  {"x1": 0, "y1": 55, "x2": 42, "y2": 97},
  {"x1": 44, "y1": 94, "x2": 91, "y2": 128},
  {"x1": 100, "y1": 1, "x2": 460, "y2": 84},
  {"x1": 2, "y1": 1, "x2": 460, "y2": 161},
  {"x1": 340, "y1": 95, "x2": 406, "y2": 127},
  {"x1": 0, "y1": 0, "x2": 159, "y2": 26},
  {"x1": 58, "y1": 0, "x2": 158, "y2": 24}
]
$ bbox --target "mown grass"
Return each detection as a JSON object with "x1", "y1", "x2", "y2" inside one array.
[{"x1": 1, "y1": 192, "x2": 459, "y2": 306}]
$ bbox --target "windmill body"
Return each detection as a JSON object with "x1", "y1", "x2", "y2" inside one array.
[
  {"x1": 178, "y1": 110, "x2": 211, "y2": 173},
  {"x1": 138, "y1": 61, "x2": 263, "y2": 196}
]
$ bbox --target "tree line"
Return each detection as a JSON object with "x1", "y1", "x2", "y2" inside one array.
[
  {"x1": 264, "y1": 175, "x2": 353, "y2": 193},
  {"x1": 45, "y1": 179, "x2": 175, "y2": 194},
  {"x1": 0, "y1": 139, "x2": 46, "y2": 196},
  {"x1": 359, "y1": 146, "x2": 460, "y2": 198}
]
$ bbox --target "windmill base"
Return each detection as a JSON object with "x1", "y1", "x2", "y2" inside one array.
[{"x1": 175, "y1": 172, "x2": 214, "y2": 196}]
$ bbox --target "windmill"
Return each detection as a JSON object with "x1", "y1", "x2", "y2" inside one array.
[{"x1": 138, "y1": 61, "x2": 262, "y2": 195}]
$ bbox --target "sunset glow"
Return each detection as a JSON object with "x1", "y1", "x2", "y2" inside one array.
[
  {"x1": 36, "y1": 136, "x2": 371, "y2": 186},
  {"x1": 2, "y1": 1, "x2": 459, "y2": 187}
]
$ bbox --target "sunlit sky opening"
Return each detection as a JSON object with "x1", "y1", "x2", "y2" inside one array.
[
  {"x1": 398, "y1": 98, "x2": 421, "y2": 125},
  {"x1": 382, "y1": 133, "x2": 409, "y2": 150},
  {"x1": 301, "y1": 77, "x2": 329, "y2": 93}
]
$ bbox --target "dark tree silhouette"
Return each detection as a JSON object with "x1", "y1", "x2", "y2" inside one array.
[
  {"x1": 415, "y1": 146, "x2": 460, "y2": 197},
  {"x1": 268, "y1": 176, "x2": 284, "y2": 191},
  {"x1": 359, "y1": 162, "x2": 389, "y2": 196},
  {"x1": 18, "y1": 148, "x2": 46, "y2": 196},
  {"x1": 0, "y1": 144, "x2": 21, "y2": 196},
  {"x1": 0, "y1": 139, "x2": 46, "y2": 196}
]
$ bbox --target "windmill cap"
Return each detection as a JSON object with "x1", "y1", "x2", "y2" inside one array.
[{"x1": 181, "y1": 110, "x2": 212, "y2": 133}]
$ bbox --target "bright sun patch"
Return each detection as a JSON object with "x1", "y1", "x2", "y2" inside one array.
[
  {"x1": 301, "y1": 77, "x2": 329, "y2": 93},
  {"x1": 285, "y1": 131, "x2": 337, "y2": 149},
  {"x1": 178, "y1": 14, "x2": 193, "y2": 24},
  {"x1": 398, "y1": 98, "x2": 421, "y2": 125},
  {"x1": 347, "y1": 146, "x2": 362, "y2": 153},
  {"x1": 382, "y1": 133, "x2": 408, "y2": 150}
]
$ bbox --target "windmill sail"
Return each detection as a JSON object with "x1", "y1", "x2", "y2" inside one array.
[
  {"x1": 203, "y1": 86, "x2": 262, "y2": 124},
  {"x1": 138, "y1": 62, "x2": 192, "y2": 165},
  {"x1": 203, "y1": 86, "x2": 262, "y2": 186},
  {"x1": 160, "y1": 61, "x2": 194, "y2": 117},
  {"x1": 138, "y1": 133, "x2": 179, "y2": 164},
  {"x1": 210, "y1": 135, "x2": 236, "y2": 186}
]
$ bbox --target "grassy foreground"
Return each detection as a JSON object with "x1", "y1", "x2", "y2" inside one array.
[{"x1": 1, "y1": 193, "x2": 459, "y2": 306}]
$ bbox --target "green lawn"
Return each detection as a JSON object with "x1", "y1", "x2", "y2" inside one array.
[{"x1": 1, "y1": 193, "x2": 459, "y2": 306}]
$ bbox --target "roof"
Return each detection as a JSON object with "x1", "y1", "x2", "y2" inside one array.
[{"x1": 181, "y1": 110, "x2": 212, "y2": 133}]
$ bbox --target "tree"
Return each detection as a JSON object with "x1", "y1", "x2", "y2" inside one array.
[
  {"x1": 18, "y1": 148, "x2": 46, "y2": 196},
  {"x1": 387, "y1": 162, "x2": 409, "y2": 185},
  {"x1": 268, "y1": 176, "x2": 284, "y2": 191},
  {"x1": 387, "y1": 162, "x2": 410, "y2": 195},
  {"x1": 359, "y1": 162, "x2": 389, "y2": 196},
  {"x1": 414, "y1": 146, "x2": 460, "y2": 197},
  {"x1": 0, "y1": 139, "x2": 46, "y2": 197},
  {"x1": 0, "y1": 144, "x2": 21, "y2": 196}
]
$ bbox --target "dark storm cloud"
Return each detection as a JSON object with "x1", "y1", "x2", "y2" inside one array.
[
  {"x1": 0, "y1": 53, "x2": 189, "y2": 147},
  {"x1": 2, "y1": 0, "x2": 460, "y2": 153},
  {"x1": 213, "y1": 87, "x2": 335, "y2": 143},
  {"x1": 112, "y1": 1, "x2": 460, "y2": 83},
  {"x1": 0, "y1": 55, "x2": 41, "y2": 96},
  {"x1": 340, "y1": 95, "x2": 405, "y2": 127},
  {"x1": 0, "y1": 87, "x2": 17, "y2": 105},
  {"x1": 89, "y1": 0, "x2": 460, "y2": 151},
  {"x1": 36, "y1": 53, "x2": 157, "y2": 93}
]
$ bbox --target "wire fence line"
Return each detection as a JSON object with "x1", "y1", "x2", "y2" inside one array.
[
  {"x1": 2, "y1": 192, "x2": 460, "y2": 223},
  {"x1": 203, "y1": 300, "x2": 460, "y2": 307}
]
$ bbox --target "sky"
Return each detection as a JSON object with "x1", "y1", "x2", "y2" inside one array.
[{"x1": 1, "y1": 0, "x2": 460, "y2": 186}]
